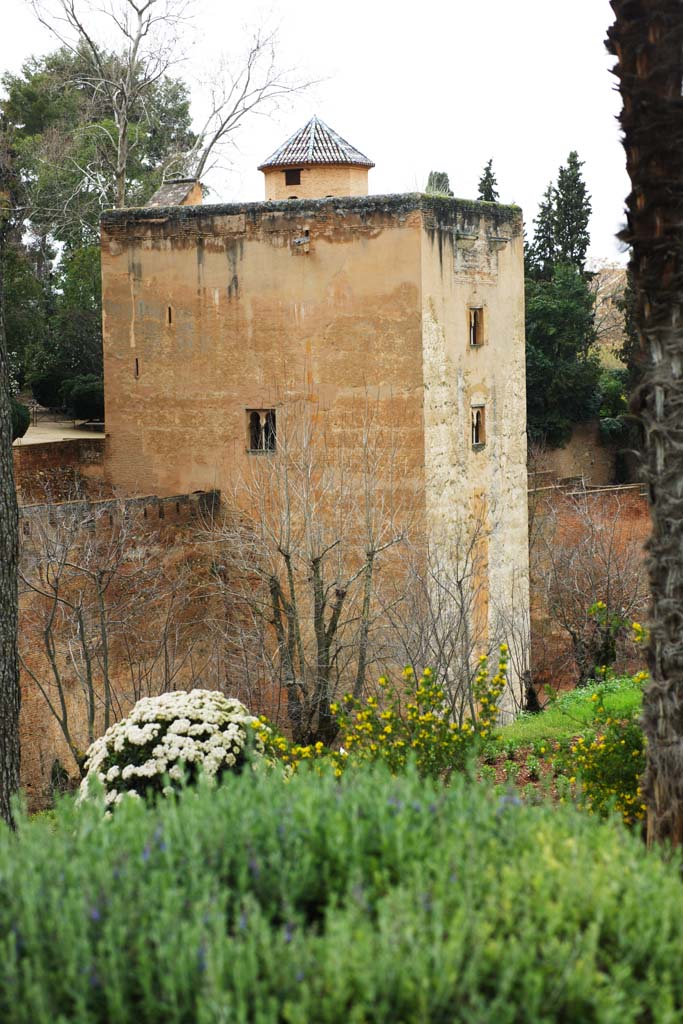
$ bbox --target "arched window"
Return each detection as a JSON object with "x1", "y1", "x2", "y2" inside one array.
[
  {"x1": 247, "y1": 409, "x2": 277, "y2": 452},
  {"x1": 472, "y1": 407, "x2": 486, "y2": 447},
  {"x1": 249, "y1": 411, "x2": 262, "y2": 451},
  {"x1": 469, "y1": 306, "x2": 484, "y2": 347}
]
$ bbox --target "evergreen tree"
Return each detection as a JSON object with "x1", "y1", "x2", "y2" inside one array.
[
  {"x1": 554, "y1": 151, "x2": 592, "y2": 272},
  {"x1": 525, "y1": 264, "x2": 601, "y2": 447},
  {"x1": 477, "y1": 158, "x2": 499, "y2": 202},
  {"x1": 526, "y1": 182, "x2": 557, "y2": 280},
  {"x1": 425, "y1": 171, "x2": 453, "y2": 196}
]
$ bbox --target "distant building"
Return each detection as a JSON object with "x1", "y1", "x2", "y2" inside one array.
[{"x1": 101, "y1": 117, "x2": 529, "y2": 715}]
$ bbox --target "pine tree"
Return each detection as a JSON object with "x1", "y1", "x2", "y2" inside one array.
[
  {"x1": 477, "y1": 159, "x2": 499, "y2": 202},
  {"x1": 554, "y1": 151, "x2": 592, "y2": 272},
  {"x1": 425, "y1": 171, "x2": 453, "y2": 196}
]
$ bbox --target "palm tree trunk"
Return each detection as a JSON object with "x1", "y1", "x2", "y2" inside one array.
[{"x1": 607, "y1": 1, "x2": 683, "y2": 845}]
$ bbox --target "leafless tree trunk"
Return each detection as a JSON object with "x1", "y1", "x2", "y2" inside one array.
[
  {"x1": 381, "y1": 521, "x2": 490, "y2": 727},
  {"x1": 186, "y1": 26, "x2": 311, "y2": 181},
  {"x1": 608, "y1": 1, "x2": 683, "y2": 845},
  {"x1": 32, "y1": 0, "x2": 191, "y2": 207},
  {"x1": 19, "y1": 499, "x2": 207, "y2": 776},
  {"x1": 531, "y1": 489, "x2": 647, "y2": 687},
  {"x1": 204, "y1": 398, "x2": 407, "y2": 745},
  {"x1": 0, "y1": 131, "x2": 20, "y2": 827}
]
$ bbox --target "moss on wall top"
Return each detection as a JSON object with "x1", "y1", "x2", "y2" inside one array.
[{"x1": 101, "y1": 193, "x2": 522, "y2": 236}]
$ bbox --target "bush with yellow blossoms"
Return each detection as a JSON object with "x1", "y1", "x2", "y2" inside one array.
[
  {"x1": 257, "y1": 647, "x2": 510, "y2": 780},
  {"x1": 557, "y1": 688, "x2": 647, "y2": 827}
]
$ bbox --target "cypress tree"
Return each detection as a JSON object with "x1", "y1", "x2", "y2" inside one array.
[
  {"x1": 425, "y1": 171, "x2": 453, "y2": 196},
  {"x1": 477, "y1": 158, "x2": 499, "y2": 202},
  {"x1": 554, "y1": 151, "x2": 592, "y2": 272},
  {"x1": 527, "y1": 182, "x2": 557, "y2": 280}
]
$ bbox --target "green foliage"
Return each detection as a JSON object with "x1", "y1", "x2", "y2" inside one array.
[
  {"x1": 27, "y1": 367, "x2": 63, "y2": 409},
  {"x1": 264, "y1": 652, "x2": 510, "y2": 780},
  {"x1": 477, "y1": 158, "x2": 499, "y2": 202},
  {"x1": 2, "y1": 241, "x2": 49, "y2": 382},
  {"x1": 525, "y1": 182, "x2": 556, "y2": 279},
  {"x1": 2, "y1": 48, "x2": 196, "y2": 246},
  {"x1": 559, "y1": 695, "x2": 646, "y2": 826},
  {"x1": 496, "y1": 674, "x2": 644, "y2": 750},
  {"x1": 335, "y1": 654, "x2": 508, "y2": 776},
  {"x1": 525, "y1": 263, "x2": 601, "y2": 446},
  {"x1": 22, "y1": 246, "x2": 103, "y2": 406},
  {"x1": 526, "y1": 152, "x2": 591, "y2": 279},
  {"x1": 10, "y1": 398, "x2": 30, "y2": 440},
  {"x1": 60, "y1": 375, "x2": 104, "y2": 420},
  {"x1": 3, "y1": 764, "x2": 683, "y2": 1022},
  {"x1": 598, "y1": 366, "x2": 631, "y2": 443},
  {"x1": 554, "y1": 151, "x2": 592, "y2": 271},
  {"x1": 50, "y1": 246, "x2": 103, "y2": 378},
  {"x1": 425, "y1": 170, "x2": 453, "y2": 196}
]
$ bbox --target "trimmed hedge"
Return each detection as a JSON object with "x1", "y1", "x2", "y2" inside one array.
[
  {"x1": 11, "y1": 398, "x2": 30, "y2": 440},
  {"x1": 2, "y1": 765, "x2": 683, "y2": 1023}
]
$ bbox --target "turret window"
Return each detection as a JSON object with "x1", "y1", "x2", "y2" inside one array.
[{"x1": 285, "y1": 169, "x2": 302, "y2": 186}]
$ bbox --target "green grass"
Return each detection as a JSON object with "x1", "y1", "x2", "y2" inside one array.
[{"x1": 496, "y1": 675, "x2": 644, "y2": 749}]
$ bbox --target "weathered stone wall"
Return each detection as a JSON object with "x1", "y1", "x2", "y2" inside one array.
[
  {"x1": 532, "y1": 420, "x2": 617, "y2": 487},
  {"x1": 419, "y1": 200, "x2": 529, "y2": 717},
  {"x1": 101, "y1": 193, "x2": 529, "y2": 716},
  {"x1": 102, "y1": 196, "x2": 426, "y2": 502},
  {"x1": 262, "y1": 165, "x2": 369, "y2": 201}
]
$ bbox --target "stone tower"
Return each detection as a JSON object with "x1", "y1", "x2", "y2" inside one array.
[
  {"x1": 101, "y1": 131, "x2": 529, "y2": 720},
  {"x1": 258, "y1": 115, "x2": 374, "y2": 200}
]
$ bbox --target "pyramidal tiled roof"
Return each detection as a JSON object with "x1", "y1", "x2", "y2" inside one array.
[{"x1": 258, "y1": 116, "x2": 374, "y2": 170}]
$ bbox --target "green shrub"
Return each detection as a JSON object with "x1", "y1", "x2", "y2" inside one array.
[
  {"x1": 559, "y1": 693, "x2": 647, "y2": 826},
  {"x1": 28, "y1": 368, "x2": 64, "y2": 409},
  {"x1": 2, "y1": 765, "x2": 683, "y2": 1023},
  {"x1": 10, "y1": 398, "x2": 30, "y2": 440},
  {"x1": 263, "y1": 650, "x2": 510, "y2": 779},
  {"x1": 61, "y1": 374, "x2": 104, "y2": 420}
]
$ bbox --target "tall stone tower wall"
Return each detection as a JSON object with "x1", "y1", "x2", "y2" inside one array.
[{"x1": 101, "y1": 194, "x2": 528, "y2": 709}]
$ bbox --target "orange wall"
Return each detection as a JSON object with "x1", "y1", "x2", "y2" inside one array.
[{"x1": 262, "y1": 165, "x2": 369, "y2": 200}]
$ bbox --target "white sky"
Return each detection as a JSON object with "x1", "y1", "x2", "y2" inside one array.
[{"x1": 4, "y1": 0, "x2": 629, "y2": 261}]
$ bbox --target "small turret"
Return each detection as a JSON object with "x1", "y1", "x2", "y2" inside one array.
[{"x1": 258, "y1": 116, "x2": 374, "y2": 201}]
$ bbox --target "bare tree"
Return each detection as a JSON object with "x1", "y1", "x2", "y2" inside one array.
[
  {"x1": 532, "y1": 489, "x2": 647, "y2": 687},
  {"x1": 186, "y1": 25, "x2": 311, "y2": 181},
  {"x1": 32, "y1": 0, "x2": 192, "y2": 207},
  {"x1": 204, "y1": 399, "x2": 407, "y2": 745},
  {"x1": 0, "y1": 129, "x2": 21, "y2": 826},
  {"x1": 381, "y1": 522, "x2": 491, "y2": 727},
  {"x1": 608, "y1": 1, "x2": 683, "y2": 845},
  {"x1": 19, "y1": 499, "x2": 209, "y2": 776}
]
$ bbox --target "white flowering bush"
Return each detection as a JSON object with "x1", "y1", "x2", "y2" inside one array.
[{"x1": 80, "y1": 689, "x2": 266, "y2": 807}]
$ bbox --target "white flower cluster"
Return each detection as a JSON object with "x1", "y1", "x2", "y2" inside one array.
[{"x1": 80, "y1": 689, "x2": 264, "y2": 806}]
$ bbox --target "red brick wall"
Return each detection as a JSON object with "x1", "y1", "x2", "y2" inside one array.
[
  {"x1": 530, "y1": 484, "x2": 650, "y2": 690},
  {"x1": 13, "y1": 439, "x2": 106, "y2": 503}
]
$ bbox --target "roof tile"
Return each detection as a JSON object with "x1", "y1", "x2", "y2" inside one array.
[{"x1": 258, "y1": 116, "x2": 374, "y2": 170}]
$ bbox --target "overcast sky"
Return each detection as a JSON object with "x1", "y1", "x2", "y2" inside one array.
[{"x1": 3, "y1": 0, "x2": 629, "y2": 261}]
